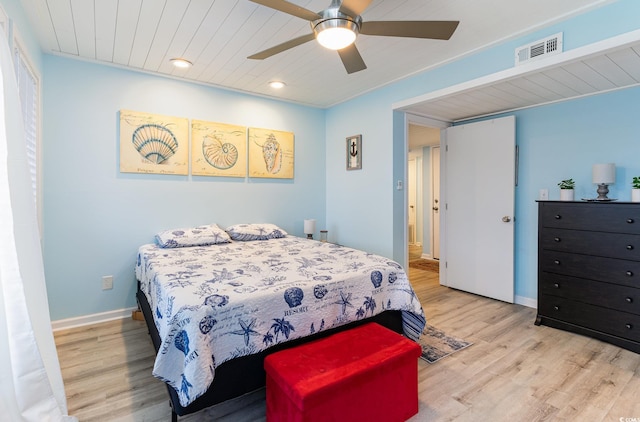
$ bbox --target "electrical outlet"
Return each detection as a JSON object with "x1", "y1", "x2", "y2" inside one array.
[
  {"x1": 539, "y1": 189, "x2": 549, "y2": 200},
  {"x1": 102, "y1": 275, "x2": 113, "y2": 290}
]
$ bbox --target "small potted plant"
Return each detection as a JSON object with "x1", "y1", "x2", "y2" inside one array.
[
  {"x1": 558, "y1": 178, "x2": 575, "y2": 201},
  {"x1": 632, "y1": 177, "x2": 640, "y2": 202}
]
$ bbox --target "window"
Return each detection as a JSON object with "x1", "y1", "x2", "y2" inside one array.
[{"x1": 12, "y1": 33, "x2": 41, "y2": 225}]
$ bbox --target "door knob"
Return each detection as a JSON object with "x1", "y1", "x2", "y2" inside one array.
[{"x1": 502, "y1": 216, "x2": 511, "y2": 223}]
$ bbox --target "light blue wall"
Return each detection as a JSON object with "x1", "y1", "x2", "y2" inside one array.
[
  {"x1": 324, "y1": 94, "x2": 396, "y2": 256},
  {"x1": 0, "y1": 0, "x2": 42, "y2": 72},
  {"x1": 13, "y1": 0, "x2": 640, "y2": 319},
  {"x1": 491, "y1": 87, "x2": 640, "y2": 300},
  {"x1": 392, "y1": 111, "x2": 406, "y2": 263},
  {"x1": 326, "y1": 0, "x2": 640, "y2": 302},
  {"x1": 42, "y1": 57, "x2": 326, "y2": 320}
]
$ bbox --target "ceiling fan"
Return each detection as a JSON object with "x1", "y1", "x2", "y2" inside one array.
[{"x1": 248, "y1": 0, "x2": 459, "y2": 74}]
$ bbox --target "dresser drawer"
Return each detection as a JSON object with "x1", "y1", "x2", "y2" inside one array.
[
  {"x1": 540, "y1": 228, "x2": 640, "y2": 260},
  {"x1": 539, "y1": 272, "x2": 640, "y2": 315},
  {"x1": 540, "y1": 202, "x2": 640, "y2": 234},
  {"x1": 539, "y1": 295, "x2": 640, "y2": 342},
  {"x1": 539, "y1": 250, "x2": 640, "y2": 287}
]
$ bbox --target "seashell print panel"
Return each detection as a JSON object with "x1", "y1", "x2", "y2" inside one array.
[
  {"x1": 132, "y1": 124, "x2": 178, "y2": 164},
  {"x1": 191, "y1": 120, "x2": 247, "y2": 177},
  {"x1": 248, "y1": 127, "x2": 294, "y2": 179},
  {"x1": 119, "y1": 110, "x2": 189, "y2": 175}
]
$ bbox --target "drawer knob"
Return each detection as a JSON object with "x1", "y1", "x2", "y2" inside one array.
[
  {"x1": 554, "y1": 237, "x2": 561, "y2": 242},
  {"x1": 553, "y1": 305, "x2": 559, "y2": 311},
  {"x1": 627, "y1": 245, "x2": 634, "y2": 250},
  {"x1": 626, "y1": 271, "x2": 634, "y2": 277},
  {"x1": 626, "y1": 297, "x2": 633, "y2": 303},
  {"x1": 628, "y1": 218, "x2": 635, "y2": 224},
  {"x1": 626, "y1": 323, "x2": 633, "y2": 330},
  {"x1": 555, "y1": 215, "x2": 562, "y2": 220},
  {"x1": 553, "y1": 283, "x2": 560, "y2": 289},
  {"x1": 554, "y1": 260, "x2": 561, "y2": 265}
]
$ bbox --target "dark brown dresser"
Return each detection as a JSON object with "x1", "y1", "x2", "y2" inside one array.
[{"x1": 536, "y1": 200, "x2": 640, "y2": 353}]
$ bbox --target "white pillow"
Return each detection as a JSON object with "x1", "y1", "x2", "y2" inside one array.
[{"x1": 155, "y1": 224, "x2": 231, "y2": 248}]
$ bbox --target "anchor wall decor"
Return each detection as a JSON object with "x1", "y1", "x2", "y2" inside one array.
[{"x1": 346, "y1": 134, "x2": 362, "y2": 170}]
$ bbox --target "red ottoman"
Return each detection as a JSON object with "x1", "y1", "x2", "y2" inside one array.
[{"x1": 264, "y1": 322, "x2": 422, "y2": 422}]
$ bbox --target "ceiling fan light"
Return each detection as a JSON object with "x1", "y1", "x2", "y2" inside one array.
[
  {"x1": 317, "y1": 27, "x2": 356, "y2": 50},
  {"x1": 314, "y1": 18, "x2": 358, "y2": 50}
]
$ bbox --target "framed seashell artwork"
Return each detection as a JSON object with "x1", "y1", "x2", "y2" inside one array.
[
  {"x1": 191, "y1": 120, "x2": 247, "y2": 177},
  {"x1": 119, "y1": 110, "x2": 189, "y2": 175},
  {"x1": 248, "y1": 127, "x2": 294, "y2": 179},
  {"x1": 346, "y1": 134, "x2": 362, "y2": 170}
]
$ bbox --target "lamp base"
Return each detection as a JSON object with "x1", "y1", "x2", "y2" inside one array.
[{"x1": 596, "y1": 183, "x2": 610, "y2": 200}]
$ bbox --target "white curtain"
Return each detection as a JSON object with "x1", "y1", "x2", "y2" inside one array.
[{"x1": 0, "y1": 29, "x2": 76, "y2": 422}]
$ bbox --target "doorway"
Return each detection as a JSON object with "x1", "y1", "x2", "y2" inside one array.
[
  {"x1": 404, "y1": 116, "x2": 515, "y2": 304},
  {"x1": 407, "y1": 122, "x2": 442, "y2": 262}
]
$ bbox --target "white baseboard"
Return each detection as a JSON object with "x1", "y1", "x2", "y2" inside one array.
[
  {"x1": 420, "y1": 253, "x2": 433, "y2": 260},
  {"x1": 515, "y1": 295, "x2": 537, "y2": 309},
  {"x1": 52, "y1": 307, "x2": 138, "y2": 331}
]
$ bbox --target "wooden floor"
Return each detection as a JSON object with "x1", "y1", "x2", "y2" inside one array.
[{"x1": 55, "y1": 253, "x2": 640, "y2": 421}]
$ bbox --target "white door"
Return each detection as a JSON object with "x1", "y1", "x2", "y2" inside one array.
[
  {"x1": 408, "y1": 158, "x2": 417, "y2": 245},
  {"x1": 431, "y1": 146, "x2": 440, "y2": 259},
  {"x1": 444, "y1": 116, "x2": 515, "y2": 303}
]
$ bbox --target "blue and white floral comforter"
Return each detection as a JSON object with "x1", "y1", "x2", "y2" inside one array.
[{"x1": 136, "y1": 237, "x2": 426, "y2": 407}]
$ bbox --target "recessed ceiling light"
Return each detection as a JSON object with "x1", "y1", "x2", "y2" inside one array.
[
  {"x1": 269, "y1": 81, "x2": 286, "y2": 89},
  {"x1": 170, "y1": 58, "x2": 192, "y2": 69}
]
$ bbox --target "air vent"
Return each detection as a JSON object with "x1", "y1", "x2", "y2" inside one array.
[{"x1": 515, "y1": 32, "x2": 563, "y2": 66}]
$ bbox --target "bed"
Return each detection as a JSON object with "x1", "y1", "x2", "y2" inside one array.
[{"x1": 135, "y1": 223, "x2": 426, "y2": 419}]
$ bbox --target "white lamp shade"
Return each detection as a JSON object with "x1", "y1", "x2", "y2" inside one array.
[
  {"x1": 592, "y1": 163, "x2": 616, "y2": 184},
  {"x1": 304, "y1": 219, "x2": 316, "y2": 235}
]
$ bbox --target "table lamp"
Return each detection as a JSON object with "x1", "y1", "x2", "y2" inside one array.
[
  {"x1": 592, "y1": 163, "x2": 615, "y2": 200},
  {"x1": 304, "y1": 219, "x2": 316, "y2": 239}
]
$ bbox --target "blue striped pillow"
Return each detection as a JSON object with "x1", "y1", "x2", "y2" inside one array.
[{"x1": 225, "y1": 223, "x2": 287, "y2": 241}]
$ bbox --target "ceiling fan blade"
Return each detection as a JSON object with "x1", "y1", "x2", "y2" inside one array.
[
  {"x1": 249, "y1": 0, "x2": 321, "y2": 21},
  {"x1": 339, "y1": 0, "x2": 372, "y2": 16},
  {"x1": 248, "y1": 33, "x2": 316, "y2": 60},
  {"x1": 360, "y1": 20, "x2": 460, "y2": 40},
  {"x1": 337, "y1": 44, "x2": 367, "y2": 74}
]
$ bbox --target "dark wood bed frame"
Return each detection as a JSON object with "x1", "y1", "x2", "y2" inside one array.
[{"x1": 136, "y1": 284, "x2": 404, "y2": 421}]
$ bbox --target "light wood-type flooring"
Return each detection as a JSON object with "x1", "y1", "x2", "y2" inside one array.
[{"x1": 54, "y1": 250, "x2": 640, "y2": 421}]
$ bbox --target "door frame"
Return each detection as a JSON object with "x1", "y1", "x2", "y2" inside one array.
[{"x1": 430, "y1": 145, "x2": 440, "y2": 260}]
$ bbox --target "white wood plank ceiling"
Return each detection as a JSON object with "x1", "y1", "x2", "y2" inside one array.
[
  {"x1": 22, "y1": 0, "x2": 614, "y2": 108},
  {"x1": 397, "y1": 29, "x2": 640, "y2": 122}
]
